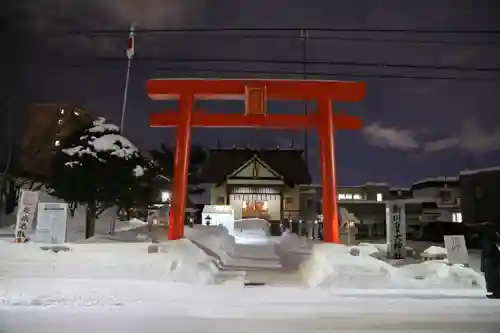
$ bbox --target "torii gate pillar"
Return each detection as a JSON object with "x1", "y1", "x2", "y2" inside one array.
[{"x1": 147, "y1": 79, "x2": 366, "y2": 243}]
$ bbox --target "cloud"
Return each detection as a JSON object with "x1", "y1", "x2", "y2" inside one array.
[
  {"x1": 363, "y1": 122, "x2": 420, "y2": 150},
  {"x1": 20, "y1": 0, "x2": 206, "y2": 31},
  {"x1": 423, "y1": 120, "x2": 500, "y2": 154},
  {"x1": 423, "y1": 137, "x2": 460, "y2": 153}
]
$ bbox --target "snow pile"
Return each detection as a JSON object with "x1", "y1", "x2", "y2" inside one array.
[
  {"x1": 301, "y1": 243, "x2": 399, "y2": 289},
  {"x1": 300, "y1": 243, "x2": 485, "y2": 290},
  {"x1": 274, "y1": 231, "x2": 312, "y2": 269},
  {"x1": 185, "y1": 225, "x2": 235, "y2": 265},
  {"x1": 423, "y1": 245, "x2": 447, "y2": 256},
  {"x1": 185, "y1": 225, "x2": 282, "y2": 269},
  {"x1": 399, "y1": 261, "x2": 485, "y2": 289},
  {"x1": 357, "y1": 242, "x2": 388, "y2": 253},
  {"x1": 357, "y1": 242, "x2": 415, "y2": 257},
  {"x1": 114, "y1": 218, "x2": 148, "y2": 232},
  {"x1": 276, "y1": 230, "x2": 311, "y2": 254},
  {"x1": 351, "y1": 243, "x2": 381, "y2": 256},
  {"x1": 233, "y1": 218, "x2": 271, "y2": 244},
  {"x1": 0, "y1": 239, "x2": 219, "y2": 285}
]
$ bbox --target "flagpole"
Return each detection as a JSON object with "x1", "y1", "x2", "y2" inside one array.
[
  {"x1": 112, "y1": 24, "x2": 135, "y2": 234},
  {"x1": 119, "y1": 23, "x2": 135, "y2": 135}
]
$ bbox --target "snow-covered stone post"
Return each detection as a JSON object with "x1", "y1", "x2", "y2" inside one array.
[{"x1": 386, "y1": 201, "x2": 406, "y2": 259}]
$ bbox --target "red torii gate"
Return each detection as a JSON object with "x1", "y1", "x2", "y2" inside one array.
[{"x1": 147, "y1": 79, "x2": 366, "y2": 243}]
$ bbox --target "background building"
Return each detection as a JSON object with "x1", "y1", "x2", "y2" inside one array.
[
  {"x1": 408, "y1": 177, "x2": 461, "y2": 223},
  {"x1": 300, "y1": 176, "x2": 463, "y2": 240},
  {"x1": 17, "y1": 104, "x2": 94, "y2": 179},
  {"x1": 460, "y1": 166, "x2": 500, "y2": 225},
  {"x1": 300, "y1": 182, "x2": 390, "y2": 238}
]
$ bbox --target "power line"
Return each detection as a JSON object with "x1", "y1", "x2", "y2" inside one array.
[
  {"x1": 37, "y1": 56, "x2": 500, "y2": 72},
  {"x1": 40, "y1": 31, "x2": 500, "y2": 46},
  {"x1": 31, "y1": 62, "x2": 500, "y2": 81},
  {"x1": 49, "y1": 27, "x2": 500, "y2": 35}
]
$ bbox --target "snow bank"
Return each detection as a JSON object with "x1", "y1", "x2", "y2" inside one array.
[
  {"x1": 300, "y1": 243, "x2": 485, "y2": 290},
  {"x1": 0, "y1": 239, "x2": 218, "y2": 285}
]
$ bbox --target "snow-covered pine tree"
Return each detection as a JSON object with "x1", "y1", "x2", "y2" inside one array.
[{"x1": 49, "y1": 117, "x2": 161, "y2": 239}]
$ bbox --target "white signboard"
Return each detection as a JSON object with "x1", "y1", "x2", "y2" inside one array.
[
  {"x1": 385, "y1": 201, "x2": 406, "y2": 259},
  {"x1": 34, "y1": 202, "x2": 68, "y2": 244},
  {"x1": 444, "y1": 235, "x2": 469, "y2": 265},
  {"x1": 14, "y1": 190, "x2": 40, "y2": 243},
  {"x1": 201, "y1": 205, "x2": 235, "y2": 235}
]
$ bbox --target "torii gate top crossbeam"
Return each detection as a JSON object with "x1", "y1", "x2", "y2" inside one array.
[{"x1": 147, "y1": 78, "x2": 366, "y2": 102}]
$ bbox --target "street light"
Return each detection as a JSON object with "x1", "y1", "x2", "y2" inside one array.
[{"x1": 161, "y1": 191, "x2": 171, "y2": 203}]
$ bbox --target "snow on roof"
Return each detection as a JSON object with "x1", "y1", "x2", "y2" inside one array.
[
  {"x1": 339, "y1": 200, "x2": 385, "y2": 204},
  {"x1": 202, "y1": 205, "x2": 234, "y2": 214},
  {"x1": 395, "y1": 197, "x2": 438, "y2": 204},
  {"x1": 412, "y1": 176, "x2": 458, "y2": 186},
  {"x1": 389, "y1": 187, "x2": 410, "y2": 192},
  {"x1": 364, "y1": 182, "x2": 389, "y2": 187},
  {"x1": 460, "y1": 165, "x2": 500, "y2": 176}
]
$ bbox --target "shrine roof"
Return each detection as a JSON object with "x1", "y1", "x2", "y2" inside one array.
[{"x1": 197, "y1": 148, "x2": 311, "y2": 186}]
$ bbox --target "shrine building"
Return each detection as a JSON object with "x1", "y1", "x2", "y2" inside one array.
[{"x1": 197, "y1": 148, "x2": 311, "y2": 230}]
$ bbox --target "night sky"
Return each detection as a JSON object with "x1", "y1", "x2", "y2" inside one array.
[{"x1": 3, "y1": 0, "x2": 500, "y2": 186}]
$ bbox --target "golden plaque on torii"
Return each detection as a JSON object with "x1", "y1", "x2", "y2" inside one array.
[{"x1": 244, "y1": 85, "x2": 267, "y2": 116}]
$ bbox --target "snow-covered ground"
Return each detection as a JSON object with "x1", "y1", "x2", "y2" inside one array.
[
  {"x1": 2, "y1": 217, "x2": 500, "y2": 332},
  {"x1": 1, "y1": 280, "x2": 500, "y2": 332}
]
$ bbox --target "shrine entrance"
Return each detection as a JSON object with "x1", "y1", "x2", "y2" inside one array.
[{"x1": 147, "y1": 79, "x2": 366, "y2": 243}]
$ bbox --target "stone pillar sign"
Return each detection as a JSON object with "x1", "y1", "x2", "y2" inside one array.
[{"x1": 386, "y1": 201, "x2": 406, "y2": 259}]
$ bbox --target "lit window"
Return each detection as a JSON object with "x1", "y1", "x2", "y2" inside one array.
[
  {"x1": 353, "y1": 194, "x2": 362, "y2": 200},
  {"x1": 338, "y1": 194, "x2": 346, "y2": 200},
  {"x1": 452, "y1": 212, "x2": 463, "y2": 223},
  {"x1": 74, "y1": 111, "x2": 80, "y2": 116},
  {"x1": 57, "y1": 119, "x2": 63, "y2": 125},
  {"x1": 345, "y1": 194, "x2": 353, "y2": 199},
  {"x1": 60, "y1": 108, "x2": 65, "y2": 114},
  {"x1": 54, "y1": 140, "x2": 60, "y2": 147},
  {"x1": 376, "y1": 193, "x2": 383, "y2": 201}
]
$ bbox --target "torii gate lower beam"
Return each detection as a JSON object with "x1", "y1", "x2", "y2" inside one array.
[{"x1": 147, "y1": 79, "x2": 366, "y2": 243}]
